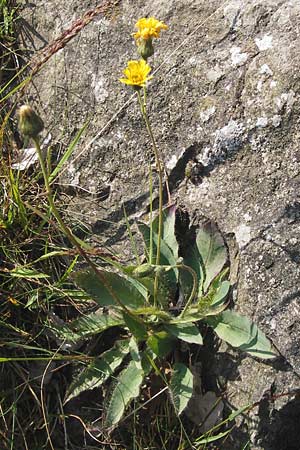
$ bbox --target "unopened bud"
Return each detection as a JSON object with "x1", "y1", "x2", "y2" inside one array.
[
  {"x1": 137, "y1": 38, "x2": 154, "y2": 61},
  {"x1": 18, "y1": 105, "x2": 44, "y2": 139}
]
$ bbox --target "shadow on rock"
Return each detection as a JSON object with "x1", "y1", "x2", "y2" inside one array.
[{"x1": 256, "y1": 395, "x2": 300, "y2": 450}]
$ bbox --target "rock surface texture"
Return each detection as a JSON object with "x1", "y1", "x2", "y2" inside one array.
[{"x1": 21, "y1": 1, "x2": 300, "y2": 448}]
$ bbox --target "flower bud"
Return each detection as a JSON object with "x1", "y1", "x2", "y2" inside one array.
[
  {"x1": 137, "y1": 38, "x2": 154, "y2": 61},
  {"x1": 18, "y1": 105, "x2": 44, "y2": 139}
]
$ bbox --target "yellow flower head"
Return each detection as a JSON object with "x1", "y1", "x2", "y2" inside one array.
[
  {"x1": 119, "y1": 60, "x2": 152, "y2": 88},
  {"x1": 134, "y1": 17, "x2": 168, "y2": 41}
]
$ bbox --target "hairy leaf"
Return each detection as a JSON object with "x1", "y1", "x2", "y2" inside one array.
[
  {"x1": 210, "y1": 280, "x2": 230, "y2": 307},
  {"x1": 206, "y1": 310, "x2": 278, "y2": 359},
  {"x1": 181, "y1": 221, "x2": 227, "y2": 298},
  {"x1": 123, "y1": 312, "x2": 148, "y2": 341},
  {"x1": 125, "y1": 263, "x2": 177, "y2": 309},
  {"x1": 105, "y1": 360, "x2": 144, "y2": 427},
  {"x1": 196, "y1": 222, "x2": 227, "y2": 293},
  {"x1": 138, "y1": 222, "x2": 177, "y2": 267},
  {"x1": 147, "y1": 330, "x2": 175, "y2": 357},
  {"x1": 65, "y1": 340, "x2": 130, "y2": 403},
  {"x1": 169, "y1": 363, "x2": 193, "y2": 415},
  {"x1": 137, "y1": 223, "x2": 178, "y2": 306},
  {"x1": 152, "y1": 205, "x2": 179, "y2": 260},
  {"x1": 74, "y1": 269, "x2": 146, "y2": 308},
  {"x1": 129, "y1": 336, "x2": 141, "y2": 362},
  {"x1": 178, "y1": 263, "x2": 199, "y2": 305},
  {"x1": 70, "y1": 311, "x2": 124, "y2": 337},
  {"x1": 165, "y1": 323, "x2": 203, "y2": 345},
  {"x1": 199, "y1": 272, "x2": 230, "y2": 312},
  {"x1": 50, "y1": 310, "x2": 124, "y2": 343}
]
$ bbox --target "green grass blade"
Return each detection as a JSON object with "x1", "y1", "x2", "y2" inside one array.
[{"x1": 49, "y1": 120, "x2": 89, "y2": 183}]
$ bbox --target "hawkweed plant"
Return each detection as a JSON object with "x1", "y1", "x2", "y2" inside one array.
[{"x1": 15, "y1": 17, "x2": 279, "y2": 439}]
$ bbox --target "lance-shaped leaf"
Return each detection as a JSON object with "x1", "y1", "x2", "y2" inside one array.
[
  {"x1": 205, "y1": 310, "x2": 278, "y2": 359},
  {"x1": 49, "y1": 309, "x2": 125, "y2": 343},
  {"x1": 152, "y1": 205, "x2": 179, "y2": 260},
  {"x1": 65, "y1": 340, "x2": 130, "y2": 403},
  {"x1": 164, "y1": 323, "x2": 203, "y2": 345},
  {"x1": 128, "y1": 336, "x2": 141, "y2": 363},
  {"x1": 74, "y1": 269, "x2": 146, "y2": 308},
  {"x1": 181, "y1": 221, "x2": 227, "y2": 298},
  {"x1": 123, "y1": 312, "x2": 148, "y2": 341},
  {"x1": 210, "y1": 280, "x2": 230, "y2": 307},
  {"x1": 202, "y1": 268, "x2": 230, "y2": 309},
  {"x1": 138, "y1": 223, "x2": 178, "y2": 268},
  {"x1": 137, "y1": 223, "x2": 178, "y2": 306},
  {"x1": 147, "y1": 330, "x2": 175, "y2": 357},
  {"x1": 105, "y1": 359, "x2": 144, "y2": 427},
  {"x1": 196, "y1": 221, "x2": 227, "y2": 293},
  {"x1": 169, "y1": 363, "x2": 193, "y2": 415}
]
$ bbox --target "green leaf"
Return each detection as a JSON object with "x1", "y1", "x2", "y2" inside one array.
[
  {"x1": 72, "y1": 311, "x2": 124, "y2": 335},
  {"x1": 147, "y1": 330, "x2": 175, "y2": 357},
  {"x1": 165, "y1": 323, "x2": 203, "y2": 345},
  {"x1": 205, "y1": 310, "x2": 278, "y2": 359},
  {"x1": 129, "y1": 336, "x2": 141, "y2": 362},
  {"x1": 125, "y1": 263, "x2": 177, "y2": 310},
  {"x1": 199, "y1": 272, "x2": 230, "y2": 312},
  {"x1": 180, "y1": 251, "x2": 201, "y2": 302},
  {"x1": 137, "y1": 222, "x2": 178, "y2": 305},
  {"x1": 123, "y1": 265, "x2": 154, "y2": 295},
  {"x1": 210, "y1": 280, "x2": 230, "y2": 307},
  {"x1": 196, "y1": 221, "x2": 227, "y2": 293},
  {"x1": 140, "y1": 347, "x2": 157, "y2": 374},
  {"x1": 169, "y1": 363, "x2": 193, "y2": 415},
  {"x1": 152, "y1": 205, "x2": 179, "y2": 260},
  {"x1": 65, "y1": 340, "x2": 130, "y2": 403},
  {"x1": 74, "y1": 269, "x2": 146, "y2": 308},
  {"x1": 9, "y1": 268, "x2": 49, "y2": 278},
  {"x1": 105, "y1": 360, "x2": 144, "y2": 427},
  {"x1": 118, "y1": 269, "x2": 149, "y2": 299},
  {"x1": 182, "y1": 221, "x2": 227, "y2": 297},
  {"x1": 227, "y1": 403, "x2": 251, "y2": 421},
  {"x1": 123, "y1": 312, "x2": 148, "y2": 341},
  {"x1": 138, "y1": 222, "x2": 177, "y2": 267},
  {"x1": 49, "y1": 310, "x2": 124, "y2": 342}
]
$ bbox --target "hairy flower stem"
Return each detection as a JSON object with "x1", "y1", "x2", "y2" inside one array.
[
  {"x1": 137, "y1": 90, "x2": 164, "y2": 305},
  {"x1": 32, "y1": 137, "x2": 138, "y2": 318},
  {"x1": 137, "y1": 91, "x2": 163, "y2": 266}
]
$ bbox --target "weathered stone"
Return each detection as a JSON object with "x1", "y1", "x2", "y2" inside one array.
[{"x1": 20, "y1": 0, "x2": 300, "y2": 447}]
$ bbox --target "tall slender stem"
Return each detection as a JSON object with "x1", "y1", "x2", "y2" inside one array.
[
  {"x1": 32, "y1": 137, "x2": 138, "y2": 318},
  {"x1": 137, "y1": 91, "x2": 163, "y2": 267},
  {"x1": 148, "y1": 163, "x2": 153, "y2": 263}
]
